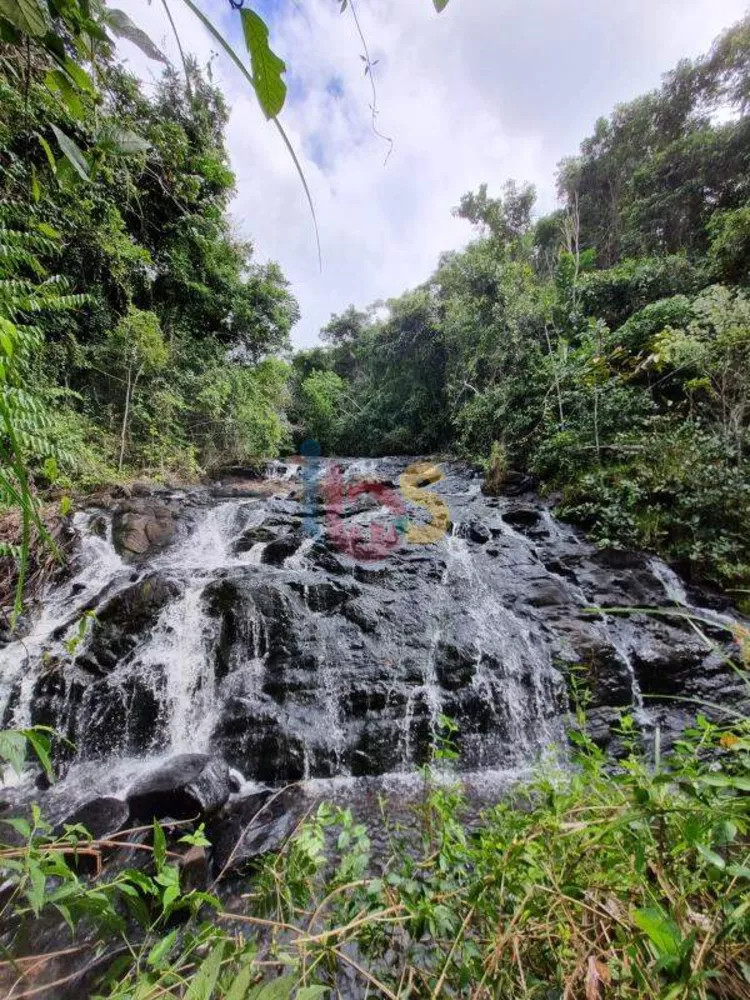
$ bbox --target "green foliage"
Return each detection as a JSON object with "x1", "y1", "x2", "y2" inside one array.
[
  {"x1": 297, "y1": 369, "x2": 346, "y2": 451},
  {"x1": 708, "y1": 203, "x2": 750, "y2": 283},
  {"x1": 291, "y1": 15, "x2": 750, "y2": 589}
]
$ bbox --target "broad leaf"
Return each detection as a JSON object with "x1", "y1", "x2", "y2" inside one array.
[
  {"x1": 147, "y1": 928, "x2": 178, "y2": 969},
  {"x1": 50, "y1": 126, "x2": 90, "y2": 181},
  {"x1": 105, "y1": 8, "x2": 168, "y2": 63},
  {"x1": 297, "y1": 988, "x2": 328, "y2": 1000},
  {"x1": 22, "y1": 728, "x2": 53, "y2": 780},
  {"x1": 38, "y1": 135, "x2": 57, "y2": 175},
  {"x1": 184, "y1": 942, "x2": 225, "y2": 1000},
  {"x1": 241, "y1": 9, "x2": 287, "y2": 120},
  {"x1": 225, "y1": 966, "x2": 253, "y2": 1000},
  {"x1": 0, "y1": 730, "x2": 27, "y2": 775},
  {"x1": 0, "y1": 0, "x2": 47, "y2": 37},
  {"x1": 696, "y1": 843, "x2": 726, "y2": 869},
  {"x1": 104, "y1": 127, "x2": 151, "y2": 155},
  {"x1": 248, "y1": 976, "x2": 297, "y2": 1000},
  {"x1": 633, "y1": 907, "x2": 682, "y2": 961},
  {"x1": 45, "y1": 70, "x2": 85, "y2": 119}
]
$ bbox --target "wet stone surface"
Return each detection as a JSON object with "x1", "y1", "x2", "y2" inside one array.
[{"x1": 0, "y1": 457, "x2": 745, "y2": 805}]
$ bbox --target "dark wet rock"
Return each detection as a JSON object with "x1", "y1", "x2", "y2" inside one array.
[
  {"x1": 290, "y1": 579, "x2": 352, "y2": 613},
  {"x1": 523, "y1": 577, "x2": 571, "y2": 608},
  {"x1": 351, "y1": 720, "x2": 409, "y2": 776},
  {"x1": 501, "y1": 471, "x2": 536, "y2": 496},
  {"x1": 207, "y1": 786, "x2": 308, "y2": 876},
  {"x1": 261, "y1": 533, "x2": 303, "y2": 566},
  {"x1": 457, "y1": 520, "x2": 491, "y2": 544},
  {"x1": 126, "y1": 755, "x2": 231, "y2": 821},
  {"x1": 8, "y1": 457, "x2": 746, "y2": 804},
  {"x1": 76, "y1": 574, "x2": 180, "y2": 676},
  {"x1": 54, "y1": 796, "x2": 130, "y2": 840},
  {"x1": 212, "y1": 704, "x2": 306, "y2": 783},
  {"x1": 179, "y1": 845, "x2": 209, "y2": 891},
  {"x1": 434, "y1": 641, "x2": 478, "y2": 691},
  {"x1": 502, "y1": 506, "x2": 544, "y2": 530},
  {"x1": 233, "y1": 525, "x2": 276, "y2": 553},
  {"x1": 344, "y1": 598, "x2": 379, "y2": 632}
]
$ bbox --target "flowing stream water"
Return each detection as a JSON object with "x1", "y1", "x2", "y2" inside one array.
[{"x1": 0, "y1": 458, "x2": 741, "y2": 804}]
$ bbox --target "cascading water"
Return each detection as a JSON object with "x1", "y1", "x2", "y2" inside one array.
[{"x1": 1, "y1": 458, "x2": 743, "y2": 796}]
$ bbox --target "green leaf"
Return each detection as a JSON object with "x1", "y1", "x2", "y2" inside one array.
[
  {"x1": 59, "y1": 57, "x2": 95, "y2": 94},
  {"x1": 226, "y1": 966, "x2": 253, "y2": 1000},
  {"x1": 296, "y1": 988, "x2": 328, "y2": 1000},
  {"x1": 433, "y1": 0, "x2": 450, "y2": 10},
  {"x1": 3, "y1": 816, "x2": 31, "y2": 838},
  {"x1": 0, "y1": 0, "x2": 47, "y2": 37},
  {"x1": 241, "y1": 9, "x2": 287, "y2": 120},
  {"x1": 105, "y1": 8, "x2": 168, "y2": 63},
  {"x1": 37, "y1": 135, "x2": 57, "y2": 176},
  {"x1": 107, "y1": 128, "x2": 151, "y2": 155},
  {"x1": 26, "y1": 860, "x2": 46, "y2": 915},
  {"x1": 633, "y1": 907, "x2": 682, "y2": 960},
  {"x1": 146, "y1": 928, "x2": 178, "y2": 969},
  {"x1": 152, "y1": 821, "x2": 167, "y2": 871},
  {"x1": 22, "y1": 729, "x2": 53, "y2": 781},
  {"x1": 696, "y1": 843, "x2": 726, "y2": 869},
  {"x1": 0, "y1": 730, "x2": 27, "y2": 775},
  {"x1": 184, "y1": 941, "x2": 225, "y2": 1000},
  {"x1": 50, "y1": 126, "x2": 90, "y2": 181},
  {"x1": 248, "y1": 976, "x2": 297, "y2": 1000}
]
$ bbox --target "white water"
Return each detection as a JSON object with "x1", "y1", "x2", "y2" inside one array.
[
  {"x1": 0, "y1": 513, "x2": 127, "y2": 726},
  {"x1": 3, "y1": 459, "x2": 729, "y2": 794}
]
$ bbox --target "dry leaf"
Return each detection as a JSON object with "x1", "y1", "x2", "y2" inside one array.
[{"x1": 585, "y1": 955, "x2": 611, "y2": 1000}]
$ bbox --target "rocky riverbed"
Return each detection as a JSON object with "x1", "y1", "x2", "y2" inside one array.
[{"x1": 0, "y1": 456, "x2": 745, "y2": 878}]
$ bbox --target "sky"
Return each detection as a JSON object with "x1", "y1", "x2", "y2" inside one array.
[{"x1": 115, "y1": 0, "x2": 748, "y2": 347}]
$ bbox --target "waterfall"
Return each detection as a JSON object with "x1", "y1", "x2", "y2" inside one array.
[
  {"x1": 3, "y1": 457, "x2": 739, "y2": 790},
  {"x1": 0, "y1": 512, "x2": 127, "y2": 726}
]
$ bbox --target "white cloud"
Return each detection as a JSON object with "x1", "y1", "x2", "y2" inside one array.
[{"x1": 116, "y1": 0, "x2": 747, "y2": 346}]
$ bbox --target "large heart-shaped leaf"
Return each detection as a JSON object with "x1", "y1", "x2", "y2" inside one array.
[
  {"x1": 241, "y1": 8, "x2": 287, "y2": 120},
  {"x1": 50, "y1": 125, "x2": 90, "y2": 182},
  {"x1": 0, "y1": 0, "x2": 47, "y2": 36},
  {"x1": 105, "y1": 8, "x2": 168, "y2": 63}
]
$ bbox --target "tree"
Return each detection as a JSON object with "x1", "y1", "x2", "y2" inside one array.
[
  {"x1": 103, "y1": 308, "x2": 168, "y2": 471},
  {"x1": 652, "y1": 285, "x2": 750, "y2": 462}
]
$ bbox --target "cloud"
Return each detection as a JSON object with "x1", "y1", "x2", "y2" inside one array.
[{"x1": 115, "y1": 0, "x2": 747, "y2": 346}]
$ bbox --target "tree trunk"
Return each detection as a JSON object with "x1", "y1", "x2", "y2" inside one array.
[{"x1": 118, "y1": 366, "x2": 132, "y2": 473}]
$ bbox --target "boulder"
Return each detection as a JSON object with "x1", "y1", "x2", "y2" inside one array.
[
  {"x1": 75, "y1": 574, "x2": 180, "y2": 675},
  {"x1": 112, "y1": 502, "x2": 177, "y2": 560},
  {"x1": 55, "y1": 796, "x2": 130, "y2": 840},
  {"x1": 207, "y1": 786, "x2": 307, "y2": 876},
  {"x1": 457, "y1": 520, "x2": 491, "y2": 544},
  {"x1": 179, "y1": 845, "x2": 209, "y2": 891},
  {"x1": 126, "y1": 754, "x2": 231, "y2": 821},
  {"x1": 262, "y1": 533, "x2": 303, "y2": 566}
]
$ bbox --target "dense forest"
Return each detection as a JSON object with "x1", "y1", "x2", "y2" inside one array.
[
  {"x1": 1, "y1": 35, "x2": 298, "y2": 489},
  {"x1": 292, "y1": 16, "x2": 750, "y2": 593}
]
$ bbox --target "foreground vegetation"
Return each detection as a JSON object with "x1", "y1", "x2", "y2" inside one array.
[
  {"x1": 292, "y1": 16, "x2": 750, "y2": 593},
  {"x1": 1, "y1": 656, "x2": 749, "y2": 999}
]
